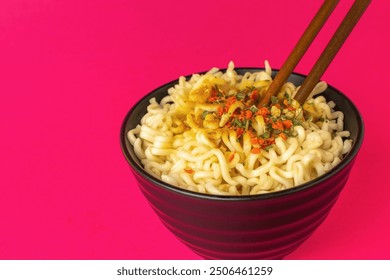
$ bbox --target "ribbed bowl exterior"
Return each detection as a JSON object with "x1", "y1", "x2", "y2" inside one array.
[
  {"x1": 121, "y1": 68, "x2": 364, "y2": 259},
  {"x1": 131, "y1": 159, "x2": 354, "y2": 259}
]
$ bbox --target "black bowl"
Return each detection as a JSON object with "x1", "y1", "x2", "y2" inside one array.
[{"x1": 120, "y1": 68, "x2": 364, "y2": 259}]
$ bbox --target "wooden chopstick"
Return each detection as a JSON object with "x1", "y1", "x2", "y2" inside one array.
[
  {"x1": 259, "y1": 0, "x2": 371, "y2": 106},
  {"x1": 259, "y1": 0, "x2": 340, "y2": 106},
  {"x1": 294, "y1": 0, "x2": 371, "y2": 104}
]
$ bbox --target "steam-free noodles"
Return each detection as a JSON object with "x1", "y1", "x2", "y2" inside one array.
[{"x1": 127, "y1": 61, "x2": 352, "y2": 195}]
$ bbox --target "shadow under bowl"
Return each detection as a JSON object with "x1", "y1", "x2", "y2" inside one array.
[{"x1": 120, "y1": 68, "x2": 364, "y2": 260}]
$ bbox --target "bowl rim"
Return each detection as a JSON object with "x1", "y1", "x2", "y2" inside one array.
[{"x1": 120, "y1": 67, "x2": 364, "y2": 201}]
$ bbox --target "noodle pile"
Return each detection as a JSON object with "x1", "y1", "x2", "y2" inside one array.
[{"x1": 127, "y1": 61, "x2": 352, "y2": 195}]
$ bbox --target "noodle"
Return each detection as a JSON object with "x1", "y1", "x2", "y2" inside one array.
[{"x1": 127, "y1": 61, "x2": 352, "y2": 195}]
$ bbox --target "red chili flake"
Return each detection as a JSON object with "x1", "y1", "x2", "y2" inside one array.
[
  {"x1": 217, "y1": 106, "x2": 224, "y2": 116},
  {"x1": 257, "y1": 107, "x2": 269, "y2": 117},
  {"x1": 225, "y1": 96, "x2": 237, "y2": 108},
  {"x1": 250, "y1": 90, "x2": 259, "y2": 101},
  {"x1": 282, "y1": 119, "x2": 293, "y2": 129},
  {"x1": 184, "y1": 168, "x2": 194, "y2": 174},
  {"x1": 272, "y1": 120, "x2": 284, "y2": 131},
  {"x1": 236, "y1": 128, "x2": 244, "y2": 138},
  {"x1": 267, "y1": 137, "x2": 275, "y2": 144},
  {"x1": 229, "y1": 152, "x2": 236, "y2": 162},
  {"x1": 247, "y1": 130, "x2": 256, "y2": 138},
  {"x1": 257, "y1": 138, "x2": 265, "y2": 146},
  {"x1": 245, "y1": 110, "x2": 253, "y2": 120},
  {"x1": 279, "y1": 132, "x2": 287, "y2": 140},
  {"x1": 207, "y1": 96, "x2": 218, "y2": 103}
]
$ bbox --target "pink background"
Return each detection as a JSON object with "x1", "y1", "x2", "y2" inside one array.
[{"x1": 1, "y1": 0, "x2": 389, "y2": 260}]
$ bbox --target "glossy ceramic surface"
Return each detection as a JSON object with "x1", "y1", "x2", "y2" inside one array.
[{"x1": 120, "y1": 68, "x2": 364, "y2": 259}]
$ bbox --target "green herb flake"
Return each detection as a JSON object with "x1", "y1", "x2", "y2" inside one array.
[
  {"x1": 265, "y1": 144, "x2": 273, "y2": 151},
  {"x1": 319, "y1": 117, "x2": 326, "y2": 122},
  {"x1": 284, "y1": 93, "x2": 292, "y2": 103},
  {"x1": 232, "y1": 118, "x2": 245, "y2": 128},
  {"x1": 201, "y1": 111, "x2": 210, "y2": 119},
  {"x1": 270, "y1": 96, "x2": 279, "y2": 104},
  {"x1": 245, "y1": 119, "x2": 250, "y2": 130},
  {"x1": 236, "y1": 91, "x2": 246, "y2": 100},
  {"x1": 292, "y1": 118, "x2": 302, "y2": 126},
  {"x1": 249, "y1": 105, "x2": 259, "y2": 114},
  {"x1": 262, "y1": 131, "x2": 270, "y2": 139},
  {"x1": 273, "y1": 129, "x2": 281, "y2": 135},
  {"x1": 285, "y1": 129, "x2": 294, "y2": 137},
  {"x1": 214, "y1": 85, "x2": 225, "y2": 97}
]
